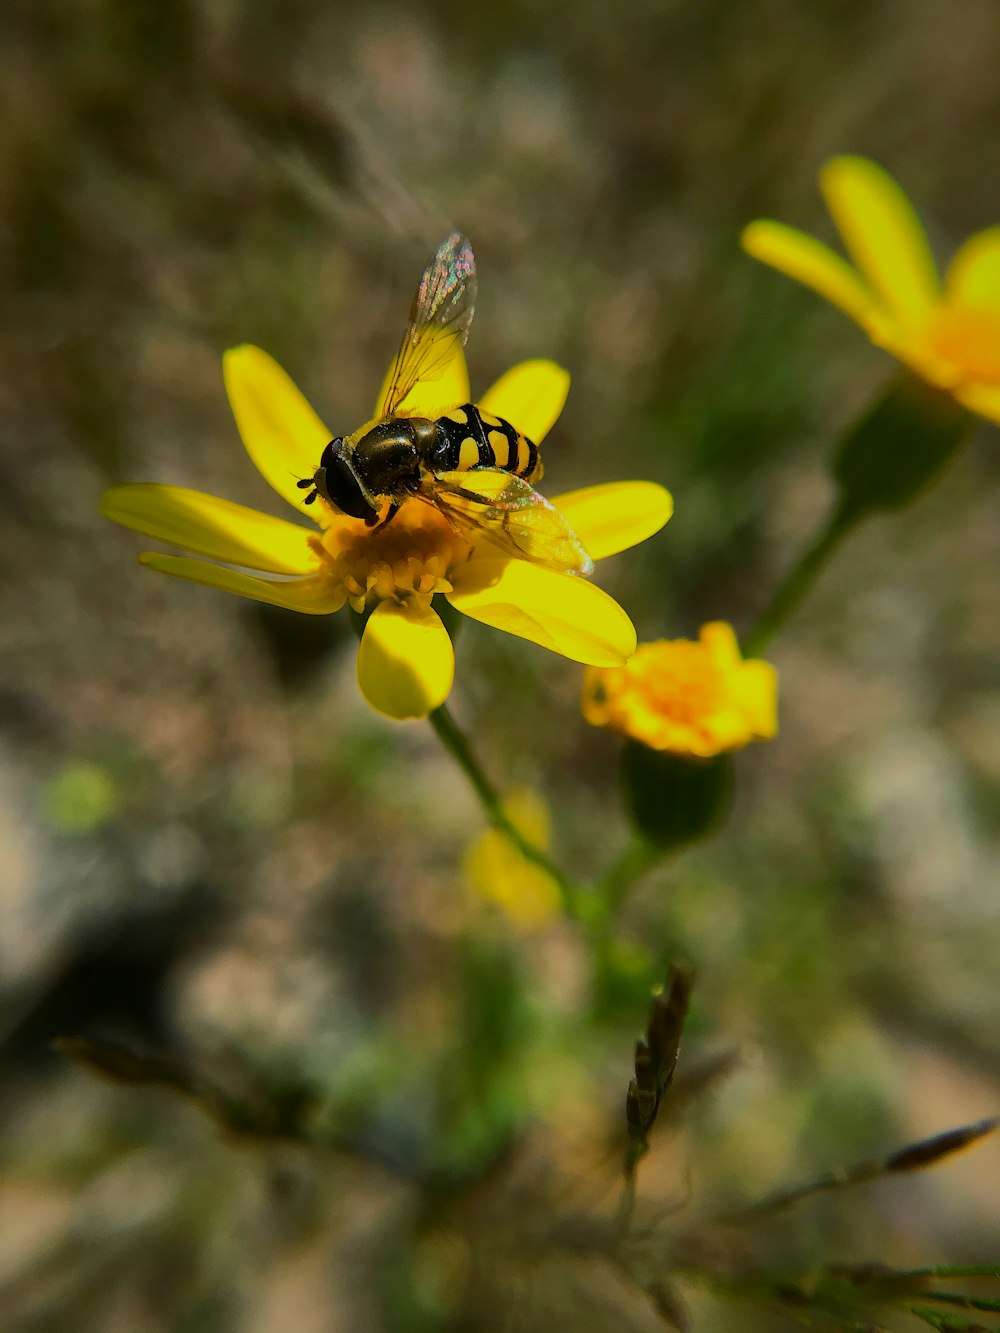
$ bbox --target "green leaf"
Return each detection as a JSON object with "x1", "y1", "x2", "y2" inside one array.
[
  {"x1": 908, "y1": 1304, "x2": 992, "y2": 1332},
  {"x1": 919, "y1": 1292, "x2": 1000, "y2": 1315}
]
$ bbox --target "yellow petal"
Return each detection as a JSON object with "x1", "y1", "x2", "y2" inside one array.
[
  {"x1": 464, "y1": 788, "x2": 561, "y2": 930},
  {"x1": 356, "y1": 600, "x2": 455, "y2": 720},
  {"x1": 551, "y1": 481, "x2": 673, "y2": 561},
  {"x1": 478, "y1": 360, "x2": 570, "y2": 443},
  {"x1": 820, "y1": 156, "x2": 940, "y2": 325},
  {"x1": 448, "y1": 559, "x2": 636, "y2": 666},
  {"x1": 736, "y1": 660, "x2": 779, "y2": 740},
  {"x1": 741, "y1": 219, "x2": 882, "y2": 332},
  {"x1": 102, "y1": 484, "x2": 318, "y2": 574},
  {"x1": 954, "y1": 381, "x2": 1000, "y2": 425},
  {"x1": 944, "y1": 227, "x2": 1000, "y2": 309},
  {"x1": 373, "y1": 344, "x2": 471, "y2": 420},
  {"x1": 139, "y1": 553, "x2": 345, "y2": 614},
  {"x1": 700, "y1": 620, "x2": 742, "y2": 668},
  {"x1": 223, "y1": 345, "x2": 333, "y2": 517}
]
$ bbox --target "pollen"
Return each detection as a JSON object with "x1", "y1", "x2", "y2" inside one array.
[
  {"x1": 927, "y1": 306, "x2": 1000, "y2": 386},
  {"x1": 316, "y1": 500, "x2": 472, "y2": 613}
]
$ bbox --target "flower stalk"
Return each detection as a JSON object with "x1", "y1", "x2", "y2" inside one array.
[
  {"x1": 428, "y1": 704, "x2": 583, "y2": 920},
  {"x1": 593, "y1": 832, "x2": 664, "y2": 922},
  {"x1": 744, "y1": 501, "x2": 852, "y2": 656},
  {"x1": 747, "y1": 370, "x2": 973, "y2": 655}
]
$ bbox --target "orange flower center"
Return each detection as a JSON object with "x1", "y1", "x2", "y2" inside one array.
[
  {"x1": 928, "y1": 305, "x2": 1000, "y2": 386},
  {"x1": 628, "y1": 642, "x2": 727, "y2": 725},
  {"x1": 313, "y1": 499, "x2": 472, "y2": 613}
]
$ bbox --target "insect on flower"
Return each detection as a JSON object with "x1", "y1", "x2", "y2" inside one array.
[
  {"x1": 298, "y1": 233, "x2": 594, "y2": 576},
  {"x1": 102, "y1": 235, "x2": 673, "y2": 719}
]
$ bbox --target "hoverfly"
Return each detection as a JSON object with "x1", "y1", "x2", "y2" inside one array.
[{"x1": 297, "y1": 233, "x2": 593, "y2": 576}]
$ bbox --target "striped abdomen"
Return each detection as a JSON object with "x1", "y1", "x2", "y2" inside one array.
[{"x1": 433, "y1": 403, "x2": 543, "y2": 483}]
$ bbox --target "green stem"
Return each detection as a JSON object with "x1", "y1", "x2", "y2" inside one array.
[
  {"x1": 593, "y1": 834, "x2": 663, "y2": 923},
  {"x1": 613, "y1": 1156, "x2": 640, "y2": 1242},
  {"x1": 428, "y1": 703, "x2": 583, "y2": 920},
  {"x1": 744, "y1": 501, "x2": 854, "y2": 656},
  {"x1": 746, "y1": 370, "x2": 973, "y2": 658}
]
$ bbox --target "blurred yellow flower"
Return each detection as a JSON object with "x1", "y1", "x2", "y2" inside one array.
[
  {"x1": 102, "y1": 346, "x2": 672, "y2": 720},
  {"x1": 742, "y1": 155, "x2": 1000, "y2": 425},
  {"x1": 463, "y1": 788, "x2": 561, "y2": 929},
  {"x1": 582, "y1": 622, "x2": 777, "y2": 757}
]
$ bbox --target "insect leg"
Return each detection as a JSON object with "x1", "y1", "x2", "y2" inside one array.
[{"x1": 367, "y1": 501, "x2": 401, "y2": 530}]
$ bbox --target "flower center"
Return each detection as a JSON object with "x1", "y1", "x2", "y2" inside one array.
[
  {"x1": 928, "y1": 305, "x2": 1000, "y2": 386},
  {"x1": 314, "y1": 500, "x2": 472, "y2": 614},
  {"x1": 629, "y1": 642, "x2": 726, "y2": 726}
]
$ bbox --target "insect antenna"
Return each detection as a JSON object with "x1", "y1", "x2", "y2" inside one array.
[{"x1": 294, "y1": 474, "x2": 319, "y2": 504}]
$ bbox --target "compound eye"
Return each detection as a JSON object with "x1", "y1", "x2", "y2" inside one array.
[
  {"x1": 324, "y1": 449, "x2": 378, "y2": 521},
  {"x1": 318, "y1": 437, "x2": 344, "y2": 470}
]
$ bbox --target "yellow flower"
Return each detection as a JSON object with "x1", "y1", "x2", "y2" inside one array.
[
  {"x1": 102, "y1": 346, "x2": 672, "y2": 719},
  {"x1": 463, "y1": 788, "x2": 561, "y2": 929},
  {"x1": 742, "y1": 155, "x2": 1000, "y2": 425},
  {"x1": 581, "y1": 622, "x2": 776, "y2": 757}
]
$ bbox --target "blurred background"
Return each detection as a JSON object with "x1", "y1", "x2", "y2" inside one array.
[{"x1": 1, "y1": 0, "x2": 998, "y2": 1328}]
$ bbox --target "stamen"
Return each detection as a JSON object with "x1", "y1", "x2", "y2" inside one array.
[{"x1": 314, "y1": 499, "x2": 472, "y2": 612}]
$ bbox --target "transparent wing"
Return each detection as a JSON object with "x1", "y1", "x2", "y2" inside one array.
[
  {"x1": 426, "y1": 470, "x2": 594, "y2": 576},
  {"x1": 376, "y1": 233, "x2": 477, "y2": 420}
]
